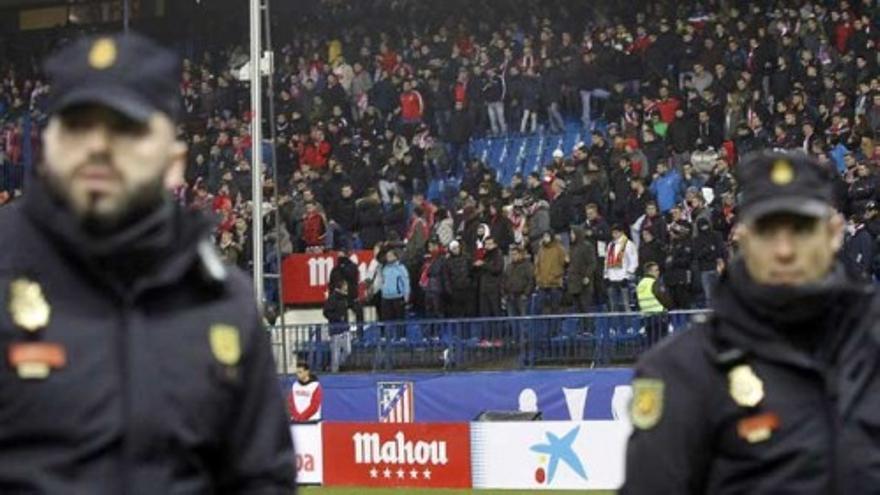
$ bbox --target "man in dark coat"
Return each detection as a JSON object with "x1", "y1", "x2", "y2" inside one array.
[
  {"x1": 355, "y1": 188, "x2": 385, "y2": 249},
  {"x1": 486, "y1": 202, "x2": 514, "y2": 254},
  {"x1": 329, "y1": 250, "x2": 364, "y2": 325},
  {"x1": 444, "y1": 240, "x2": 475, "y2": 317},
  {"x1": 324, "y1": 279, "x2": 355, "y2": 372},
  {"x1": 638, "y1": 228, "x2": 668, "y2": 277},
  {"x1": 421, "y1": 239, "x2": 451, "y2": 318},
  {"x1": 842, "y1": 206, "x2": 877, "y2": 283},
  {"x1": 0, "y1": 33, "x2": 294, "y2": 493},
  {"x1": 847, "y1": 162, "x2": 878, "y2": 218},
  {"x1": 541, "y1": 58, "x2": 565, "y2": 133},
  {"x1": 692, "y1": 217, "x2": 727, "y2": 305},
  {"x1": 550, "y1": 181, "x2": 575, "y2": 239},
  {"x1": 623, "y1": 152, "x2": 880, "y2": 495},
  {"x1": 474, "y1": 237, "x2": 504, "y2": 317},
  {"x1": 329, "y1": 183, "x2": 357, "y2": 250},
  {"x1": 503, "y1": 246, "x2": 535, "y2": 316},
  {"x1": 567, "y1": 226, "x2": 599, "y2": 313},
  {"x1": 664, "y1": 221, "x2": 695, "y2": 309},
  {"x1": 447, "y1": 101, "x2": 473, "y2": 177}
]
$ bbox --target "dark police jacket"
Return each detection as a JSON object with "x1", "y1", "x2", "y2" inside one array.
[
  {"x1": 0, "y1": 179, "x2": 295, "y2": 494},
  {"x1": 622, "y1": 263, "x2": 880, "y2": 495}
]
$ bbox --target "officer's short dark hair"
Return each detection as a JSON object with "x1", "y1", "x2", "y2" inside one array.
[
  {"x1": 297, "y1": 362, "x2": 310, "y2": 371},
  {"x1": 644, "y1": 262, "x2": 660, "y2": 273}
]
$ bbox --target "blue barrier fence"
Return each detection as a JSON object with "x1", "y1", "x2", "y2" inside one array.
[
  {"x1": 280, "y1": 369, "x2": 635, "y2": 422},
  {"x1": 269, "y1": 310, "x2": 709, "y2": 373}
]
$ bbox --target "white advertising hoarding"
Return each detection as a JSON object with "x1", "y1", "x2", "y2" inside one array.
[
  {"x1": 291, "y1": 423, "x2": 323, "y2": 484},
  {"x1": 471, "y1": 421, "x2": 631, "y2": 490}
]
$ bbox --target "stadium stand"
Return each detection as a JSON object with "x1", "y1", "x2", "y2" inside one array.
[{"x1": 1, "y1": 0, "x2": 880, "y2": 371}]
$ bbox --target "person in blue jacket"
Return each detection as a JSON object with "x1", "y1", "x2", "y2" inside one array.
[
  {"x1": 650, "y1": 161, "x2": 682, "y2": 213},
  {"x1": 381, "y1": 248, "x2": 410, "y2": 322}
]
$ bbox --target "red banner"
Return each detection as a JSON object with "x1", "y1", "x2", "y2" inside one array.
[
  {"x1": 322, "y1": 422, "x2": 472, "y2": 489},
  {"x1": 281, "y1": 250, "x2": 374, "y2": 305}
]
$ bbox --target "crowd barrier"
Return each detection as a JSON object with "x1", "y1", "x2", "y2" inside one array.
[
  {"x1": 269, "y1": 310, "x2": 709, "y2": 373},
  {"x1": 280, "y1": 369, "x2": 634, "y2": 422},
  {"x1": 291, "y1": 419, "x2": 631, "y2": 490}
]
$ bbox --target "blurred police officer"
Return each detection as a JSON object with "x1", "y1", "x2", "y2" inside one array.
[
  {"x1": 0, "y1": 34, "x2": 295, "y2": 493},
  {"x1": 623, "y1": 151, "x2": 880, "y2": 494}
]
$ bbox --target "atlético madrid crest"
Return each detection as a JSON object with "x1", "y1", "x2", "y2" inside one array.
[{"x1": 378, "y1": 381, "x2": 415, "y2": 423}]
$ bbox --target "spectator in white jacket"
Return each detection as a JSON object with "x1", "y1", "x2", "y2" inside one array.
[
  {"x1": 364, "y1": 243, "x2": 384, "y2": 319},
  {"x1": 603, "y1": 224, "x2": 638, "y2": 312}
]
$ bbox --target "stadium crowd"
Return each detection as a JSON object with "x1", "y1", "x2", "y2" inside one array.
[{"x1": 1, "y1": 0, "x2": 880, "y2": 321}]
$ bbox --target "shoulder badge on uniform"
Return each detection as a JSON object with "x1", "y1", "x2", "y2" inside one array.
[
  {"x1": 209, "y1": 324, "x2": 241, "y2": 366},
  {"x1": 728, "y1": 364, "x2": 764, "y2": 408},
  {"x1": 8, "y1": 279, "x2": 51, "y2": 333},
  {"x1": 631, "y1": 378, "x2": 664, "y2": 430}
]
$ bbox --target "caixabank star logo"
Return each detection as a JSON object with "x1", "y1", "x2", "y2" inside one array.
[{"x1": 529, "y1": 425, "x2": 588, "y2": 485}]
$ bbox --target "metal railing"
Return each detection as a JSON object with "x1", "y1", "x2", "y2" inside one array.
[{"x1": 268, "y1": 310, "x2": 710, "y2": 374}]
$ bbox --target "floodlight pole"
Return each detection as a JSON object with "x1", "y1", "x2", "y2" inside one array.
[
  {"x1": 123, "y1": 0, "x2": 130, "y2": 32},
  {"x1": 249, "y1": 0, "x2": 264, "y2": 308}
]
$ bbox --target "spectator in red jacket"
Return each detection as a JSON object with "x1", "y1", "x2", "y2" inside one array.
[
  {"x1": 301, "y1": 129, "x2": 331, "y2": 170},
  {"x1": 211, "y1": 184, "x2": 233, "y2": 213},
  {"x1": 655, "y1": 86, "x2": 681, "y2": 124},
  {"x1": 399, "y1": 80, "x2": 425, "y2": 126},
  {"x1": 302, "y1": 201, "x2": 326, "y2": 251}
]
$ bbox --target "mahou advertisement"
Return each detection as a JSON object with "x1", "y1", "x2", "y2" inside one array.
[
  {"x1": 281, "y1": 250, "x2": 374, "y2": 305},
  {"x1": 322, "y1": 423, "x2": 472, "y2": 488}
]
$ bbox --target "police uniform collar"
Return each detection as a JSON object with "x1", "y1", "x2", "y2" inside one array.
[
  {"x1": 22, "y1": 173, "x2": 216, "y2": 292},
  {"x1": 710, "y1": 259, "x2": 869, "y2": 362}
]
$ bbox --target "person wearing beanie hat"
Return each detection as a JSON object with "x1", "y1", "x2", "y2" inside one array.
[{"x1": 624, "y1": 151, "x2": 880, "y2": 494}]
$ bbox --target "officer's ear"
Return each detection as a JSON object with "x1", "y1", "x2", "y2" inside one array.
[
  {"x1": 828, "y1": 211, "x2": 845, "y2": 253},
  {"x1": 164, "y1": 139, "x2": 188, "y2": 190},
  {"x1": 732, "y1": 222, "x2": 746, "y2": 245}
]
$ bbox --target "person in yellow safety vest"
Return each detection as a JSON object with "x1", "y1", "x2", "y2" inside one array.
[{"x1": 637, "y1": 262, "x2": 674, "y2": 345}]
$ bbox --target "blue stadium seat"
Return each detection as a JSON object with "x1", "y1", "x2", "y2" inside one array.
[{"x1": 480, "y1": 124, "x2": 596, "y2": 183}]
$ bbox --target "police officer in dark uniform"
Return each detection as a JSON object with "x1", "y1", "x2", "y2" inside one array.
[
  {"x1": 622, "y1": 151, "x2": 880, "y2": 494},
  {"x1": 0, "y1": 34, "x2": 295, "y2": 493}
]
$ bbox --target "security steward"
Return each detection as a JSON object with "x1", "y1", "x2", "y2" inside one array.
[
  {"x1": 0, "y1": 34, "x2": 295, "y2": 493},
  {"x1": 636, "y1": 261, "x2": 672, "y2": 345},
  {"x1": 622, "y1": 151, "x2": 880, "y2": 494}
]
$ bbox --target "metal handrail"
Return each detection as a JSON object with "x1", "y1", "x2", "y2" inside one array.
[{"x1": 268, "y1": 310, "x2": 711, "y2": 374}]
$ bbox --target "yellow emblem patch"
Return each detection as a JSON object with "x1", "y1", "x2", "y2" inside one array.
[
  {"x1": 8, "y1": 279, "x2": 51, "y2": 333},
  {"x1": 770, "y1": 160, "x2": 794, "y2": 185},
  {"x1": 89, "y1": 38, "x2": 117, "y2": 70},
  {"x1": 728, "y1": 364, "x2": 764, "y2": 408},
  {"x1": 630, "y1": 378, "x2": 664, "y2": 430},
  {"x1": 209, "y1": 324, "x2": 241, "y2": 366}
]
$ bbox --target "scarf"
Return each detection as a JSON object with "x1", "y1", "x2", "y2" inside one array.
[{"x1": 606, "y1": 237, "x2": 628, "y2": 269}]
